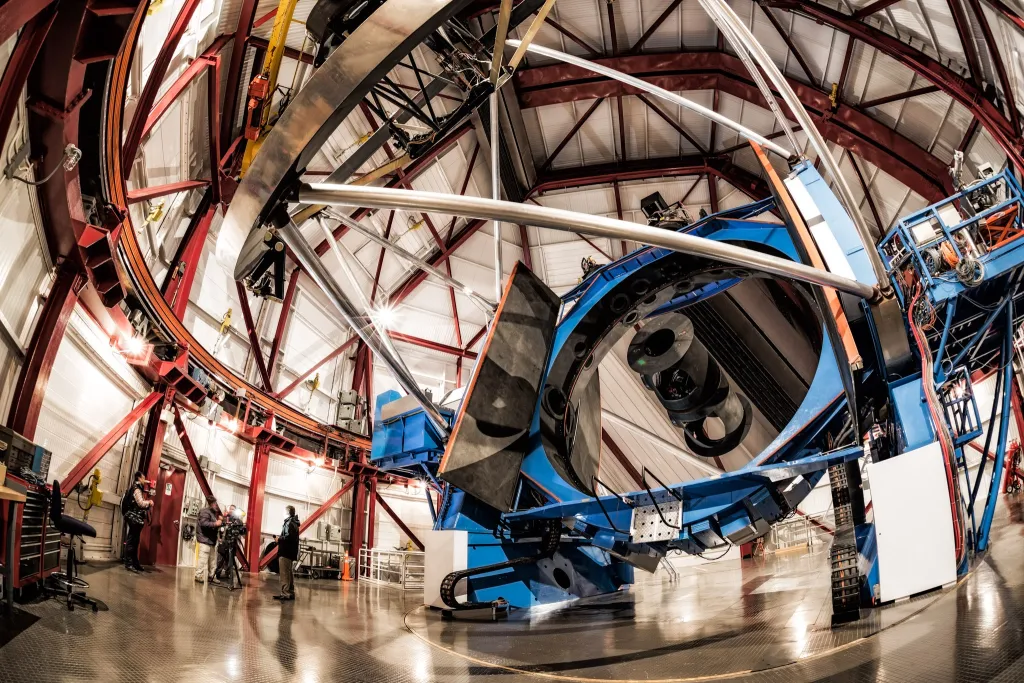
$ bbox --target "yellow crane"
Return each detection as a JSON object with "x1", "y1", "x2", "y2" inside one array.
[{"x1": 241, "y1": 0, "x2": 301, "y2": 174}]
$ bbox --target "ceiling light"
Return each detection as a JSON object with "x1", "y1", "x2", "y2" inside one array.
[{"x1": 372, "y1": 305, "x2": 398, "y2": 330}]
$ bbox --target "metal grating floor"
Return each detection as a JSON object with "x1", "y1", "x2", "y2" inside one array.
[{"x1": 3, "y1": 502, "x2": 1024, "y2": 681}]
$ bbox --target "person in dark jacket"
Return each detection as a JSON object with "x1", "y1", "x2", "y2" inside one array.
[
  {"x1": 195, "y1": 496, "x2": 223, "y2": 585},
  {"x1": 274, "y1": 506, "x2": 300, "y2": 600},
  {"x1": 123, "y1": 471, "x2": 153, "y2": 573}
]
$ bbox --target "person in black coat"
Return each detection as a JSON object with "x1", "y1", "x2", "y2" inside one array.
[{"x1": 274, "y1": 506, "x2": 300, "y2": 600}]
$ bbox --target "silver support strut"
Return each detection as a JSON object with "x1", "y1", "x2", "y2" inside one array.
[
  {"x1": 697, "y1": 0, "x2": 891, "y2": 290},
  {"x1": 299, "y1": 183, "x2": 878, "y2": 300},
  {"x1": 324, "y1": 209, "x2": 497, "y2": 314},
  {"x1": 491, "y1": 92, "x2": 504, "y2": 301},
  {"x1": 504, "y1": 40, "x2": 795, "y2": 160},
  {"x1": 278, "y1": 218, "x2": 450, "y2": 437}
]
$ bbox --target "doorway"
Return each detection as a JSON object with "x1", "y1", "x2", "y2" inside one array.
[{"x1": 148, "y1": 466, "x2": 186, "y2": 566}]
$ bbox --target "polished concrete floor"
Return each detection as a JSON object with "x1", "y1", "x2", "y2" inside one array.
[{"x1": 2, "y1": 504, "x2": 1024, "y2": 682}]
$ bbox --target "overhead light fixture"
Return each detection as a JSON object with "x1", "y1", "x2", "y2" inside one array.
[{"x1": 372, "y1": 304, "x2": 398, "y2": 330}]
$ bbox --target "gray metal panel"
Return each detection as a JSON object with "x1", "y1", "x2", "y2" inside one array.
[
  {"x1": 227, "y1": 0, "x2": 469, "y2": 279},
  {"x1": 439, "y1": 264, "x2": 561, "y2": 512}
]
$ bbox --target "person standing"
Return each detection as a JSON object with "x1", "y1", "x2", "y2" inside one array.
[
  {"x1": 274, "y1": 506, "x2": 300, "y2": 601},
  {"x1": 195, "y1": 496, "x2": 223, "y2": 585},
  {"x1": 216, "y1": 504, "x2": 238, "y2": 580},
  {"x1": 122, "y1": 471, "x2": 153, "y2": 573}
]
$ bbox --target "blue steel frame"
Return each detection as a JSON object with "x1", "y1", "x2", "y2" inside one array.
[
  {"x1": 879, "y1": 169, "x2": 1024, "y2": 306},
  {"x1": 368, "y1": 162, "x2": 1024, "y2": 611}
]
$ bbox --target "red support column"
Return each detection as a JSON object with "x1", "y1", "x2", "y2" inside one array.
[
  {"x1": 163, "y1": 197, "x2": 216, "y2": 318},
  {"x1": 0, "y1": 0, "x2": 55, "y2": 44},
  {"x1": 138, "y1": 390, "x2": 171, "y2": 565},
  {"x1": 206, "y1": 54, "x2": 223, "y2": 203},
  {"x1": 0, "y1": 5, "x2": 55, "y2": 152},
  {"x1": 7, "y1": 262, "x2": 86, "y2": 440},
  {"x1": 236, "y1": 281, "x2": 273, "y2": 389},
  {"x1": 267, "y1": 267, "x2": 300, "y2": 379},
  {"x1": 245, "y1": 442, "x2": 270, "y2": 572},
  {"x1": 221, "y1": 0, "x2": 260, "y2": 149},
  {"x1": 171, "y1": 407, "x2": 214, "y2": 500},
  {"x1": 60, "y1": 391, "x2": 162, "y2": 495},
  {"x1": 349, "y1": 475, "x2": 368, "y2": 576},
  {"x1": 122, "y1": 0, "x2": 205, "y2": 168}
]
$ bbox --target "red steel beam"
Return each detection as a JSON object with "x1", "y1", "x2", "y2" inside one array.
[
  {"x1": 60, "y1": 391, "x2": 162, "y2": 495},
  {"x1": 601, "y1": 428, "x2": 643, "y2": 487},
  {"x1": 858, "y1": 85, "x2": 940, "y2": 109},
  {"x1": 0, "y1": 0, "x2": 55, "y2": 44},
  {"x1": 164, "y1": 198, "x2": 217, "y2": 319},
  {"x1": 636, "y1": 93, "x2": 707, "y2": 154},
  {"x1": 235, "y1": 281, "x2": 273, "y2": 390},
  {"x1": 546, "y1": 17, "x2": 601, "y2": 57},
  {"x1": 850, "y1": 155, "x2": 884, "y2": 230},
  {"x1": 374, "y1": 490, "x2": 423, "y2": 550},
  {"x1": 967, "y1": 0, "x2": 1020, "y2": 135},
  {"x1": 122, "y1": 0, "x2": 205, "y2": 168},
  {"x1": 258, "y1": 477, "x2": 356, "y2": 569},
  {"x1": 245, "y1": 442, "x2": 270, "y2": 571},
  {"x1": 0, "y1": 5, "x2": 55, "y2": 159},
  {"x1": 389, "y1": 331, "x2": 478, "y2": 359},
  {"x1": 986, "y1": 0, "x2": 1024, "y2": 32},
  {"x1": 764, "y1": 0, "x2": 1024, "y2": 175},
  {"x1": 464, "y1": 325, "x2": 487, "y2": 352},
  {"x1": 141, "y1": 34, "x2": 232, "y2": 141},
  {"x1": 630, "y1": 0, "x2": 683, "y2": 54},
  {"x1": 947, "y1": 0, "x2": 986, "y2": 86},
  {"x1": 171, "y1": 406, "x2": 215, "y2": 500},
  {"x1": 276, "y1": 335, "x2": 359, "y2": 399},
  {"x1": 515, "y1": 51, "x2": 950, "y2": 201},
  {"x1": 446, "y1": 261, "x2": 464, "y2": 346},
  {"x1": 390, "y1": 218, "x2": 489, "y2": 305},
  {"x1": 126, "y1": 179, "x2": 210, "y2": 204},
  {"x1": 760, "y1": 6, "x2": 815, "y2": 84},
  {"x1": 537, "y1": 98, "x2": 605, "y2": 174},
  {"x1": 852, "y1": 0, "x2": 901, "y2": 18},
  {"x1": 368, "y1": 211, "x2": 396, "y2": 304},
  {"x1": 350, "y1": 476, "x2": 368, "y2": 567},
  {"x1": 221, "y1": 0, "x2": 260, "y2": 146},
  {"x1": 206, "y1": 52, "x2": 223, "y2": 203},
  {"x1": 267, "y1": 267, "x2": 300, "y2": 378},
  {"x1": 7, "y1": 264, "x2": 86, "y2": 440},
  {"x1": 529, "y1": 156, "x2": 769, "y2": 199},
  {"x1": 445, "y1": 143, "x2": 481, "y2": 239}
]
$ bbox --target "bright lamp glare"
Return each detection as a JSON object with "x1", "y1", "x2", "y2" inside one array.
[
  {"x1": 372, "y1": 305, "x2": 397, "y2": 329},
  {"x1": 123, "y1": 334, "x2": 145, "y2": 356}
]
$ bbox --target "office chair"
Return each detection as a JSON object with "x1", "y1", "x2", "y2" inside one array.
[{"x1": 46, "y1": 481, "x2": 98, "y2": 612}]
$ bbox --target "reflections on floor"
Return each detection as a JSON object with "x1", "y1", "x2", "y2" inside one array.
[{"x1": 0, "y1": 505, "x2": 1023, "y2": 682}]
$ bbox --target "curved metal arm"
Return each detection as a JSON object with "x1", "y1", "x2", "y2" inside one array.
[{"x1": 298, "y1": 183, "x2": 878, "y2": 300}]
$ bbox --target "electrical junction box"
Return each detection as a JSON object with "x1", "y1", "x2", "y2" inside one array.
[
  {"x1": 328, "y1": 525, "x2": 343, "y2": 543},
  {"x1": 337, "y1": 404, "x2": 356, "y2": 421},
  {"x1": 867, "y1": 441, "x2": 957, "y2": 602},
  {"x1": 184, "y1": 497, "x2": 202, "y2": 518},
  {"x1": 339, "y1": 389, "x2": 359, "y2": 405}
]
